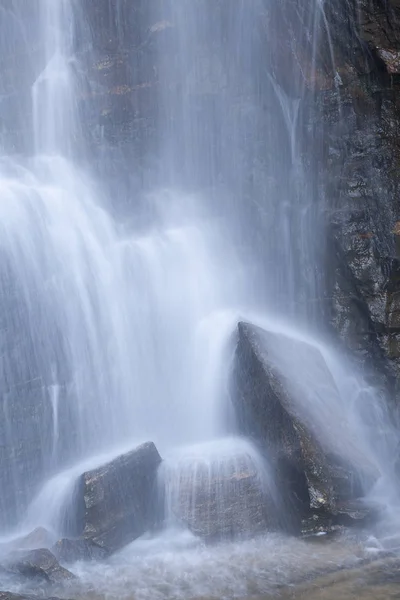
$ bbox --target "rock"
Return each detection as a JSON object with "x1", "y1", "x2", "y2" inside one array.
[
  {"x1": 5, "y1": 528, "x2": 54, "y2": 552},
  {"x1": 5, "y1": 548, "x2": 75, "y2": 584},
  {"x1": 79, "y1": 442, "x2": 162, "y2": 554},
  {"x1": 231, "y1": 321, "x2": 379, "y2": 522},
  {"x1": 51, "y1": 538, "x2": 107, "y2": 563},
  {"x1": 163, "y1": 445, "x2": 271, "y2": 542}
]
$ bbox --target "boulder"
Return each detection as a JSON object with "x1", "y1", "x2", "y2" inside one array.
[
  {"x1": 231, "y1": 321, "x2": 380, "y2": 522},
  {"x1": 173, "y1": 467, "x2": 269, "y2": 542},
  {"x1": 162, "y1": 442, "x2": 273, "y2": 542},
  {"x1": 51, "y1": 538, "x2": 107, "y2": 563},
  {"x1": 4, "y1": 548, "x2": 75, "y2": 584},
  {"x1": 79, "y1": 442, "x2": 162, "y2": 554}
]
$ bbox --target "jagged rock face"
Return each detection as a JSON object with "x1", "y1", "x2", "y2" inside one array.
[
  {"x1": 231, "y1": 321, "x2": 379, "y2": 523},
  {"x1": 309, "y1": 0, "x2": 400, "y2": 390},
  {"x1": 263, "y1": 0, "x2": 400, "y2": 394},
  {"x1": 78, "y1": 442, "x2": 162, "y2": 554}
]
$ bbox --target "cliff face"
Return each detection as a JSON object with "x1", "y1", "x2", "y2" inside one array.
[
  {"x1": 315, "y1": 0, "x2": 400, "y2": 389},
  {"x1": 76, "y1": 0, "x2": 400, "y2": 390}
]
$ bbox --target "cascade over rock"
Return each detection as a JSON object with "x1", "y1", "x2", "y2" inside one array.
[
  {"x1": 161, "y1": 440, "x2": 274, "y2": 542},
  {"x1": 176, "y1": 470, "x2": 269, "y2": 542},
  {"x1": 77, "y1": 442, "x2": 162, "y2": 554},
  {"x1": 51, "y1": 538, "x2": 107, "y2": 564},
  {"x1": 0, "y1": 0, "x2": 400, "y2": 597},
  {"x1": 231, "y1": 322, "x2": 380, "y2": 521}
]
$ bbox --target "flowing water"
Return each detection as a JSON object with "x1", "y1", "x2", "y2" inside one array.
[{"x1": 0, "y1": 1, "x2": 399, "y2": 598}]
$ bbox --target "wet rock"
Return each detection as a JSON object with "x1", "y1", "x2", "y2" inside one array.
[
  {"x1": 51, "y1": 538, "x2": 107, "y2": 563},
  {"x1": 231, "y1": 321, "x2": 379, "y2": 522},
  {"x1": 6, "y1": 528, "x2": 54, "y2": 552},
  {"x1": 4, "y1": 548, "x2": 75, "y2": 584},
  {"x1": 79, "y1": 441, "x2": 162, "y2": 554},
  {"x1": 164, "y1": 451, "x2": 271, "y2": 542},
  {"x1": 301, "y1": 499, "x2": 376, "y2": 537}
]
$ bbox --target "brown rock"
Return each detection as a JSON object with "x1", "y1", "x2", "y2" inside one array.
[
  {"x1": 165, "y1": 450, "x2": 271, "y2": 542},
  {"x1": 80, "y1": 442, "x2": 162, "y2": 554},
  {"x1": 5, "y1": 548, "x2": 75, "y2": 584}
]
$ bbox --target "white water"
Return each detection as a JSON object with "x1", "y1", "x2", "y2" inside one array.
[{"x1": 0, "y1": 0, "x2": 399, "y2": 598}]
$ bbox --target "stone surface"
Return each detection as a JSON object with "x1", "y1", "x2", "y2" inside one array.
[
  {"x1": 166, "y1": 455, "x2": 270, "y2": 542},
  {"x1": 79, "y1": 442, "x2": 162, "y2": 553},
  {"x1": 51, "y1": 538, "x2": 107, "y2": 563},
  {"x1": 4, "y1": 548, "x2": 75, "y2": 584},
  {"x1": 231, "y1": 321, "x2": 379, "y2": 522},
  {"x1": 7, "y1": 528, "x2": 54, "y2": 552}
]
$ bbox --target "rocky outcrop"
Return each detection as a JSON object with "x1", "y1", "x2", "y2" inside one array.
[
  {"x1": 305, "y1": 0, "x2": 400, "y2": 391},
  {"x1": 4, "y1": 548, "x2": 75, "y2": 584},
  {"x1": 231, "y1": 321, "x2": 379, "y2": 525},
  {"x1": 78, "y1": 442, "x2": 162, "y2": 554}
]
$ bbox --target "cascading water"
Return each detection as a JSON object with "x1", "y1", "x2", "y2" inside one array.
[
  {"x1": 0, "y1": 0, "x2": 399, "y2": 598},
  {"x1": 0, "y1": 0, "x2": 273, "y2": 534}
]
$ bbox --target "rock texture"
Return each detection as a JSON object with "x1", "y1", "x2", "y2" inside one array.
[
  {"x1": 78, "y1": 442, "x2": 162, "y2": 553},
  {"x1": 165, "y1": 453, "x2": 271, "y2": 542},
  {"x1": 308, "y1": 0, "x2": 400, "y2": 391},
  {"x1": 51, "y1": 538, "x2": 107, "y2": 564},
  {"x1": 4, "y1": 548, "x2": 75, "y2": 584},
  {"x1": 232, "y1": 321, "x2": 379, "y2": 525},
  {"x1": 74, "y1": 0, "x2": 400, "y2": 394}
]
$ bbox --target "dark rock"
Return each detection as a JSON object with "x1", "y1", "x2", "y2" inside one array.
[
  {"x1": 5, "y1": 548, "x2": 75, "y2": 584},
  {"x1": 301, "y1": 499, "x2": 376, "y2": 536},
  {"x1": 79, "y1": 441, "x2": 162, "y2": 554},
  {"x1": 231, "y1": 321, "x2": 379, "y2": 522},
  {"x1": 51, "y1": 538, "x2": 107, "y2": 563}
]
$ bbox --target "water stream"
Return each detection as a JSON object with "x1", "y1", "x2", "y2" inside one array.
[{"x1": 0, "y1": 1, "x2": 399, "y2": 599}]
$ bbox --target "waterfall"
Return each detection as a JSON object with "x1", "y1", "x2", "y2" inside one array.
[
  {"x1": 0, "y1": 2, "x2": 399, "y2": 597},
  {"x1": 0, "y1": 1, "x2": 274, "y2": 532}
]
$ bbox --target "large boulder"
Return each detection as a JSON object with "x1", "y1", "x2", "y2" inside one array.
[
  {"x1": 162, "y1": 440, "x2": 273, "y2": 542},
  {"x1": 231, "y1": 321, "x2": 380, "y2": 522},
  {"x1": 78, "y1": 442, "x2": 162, "y2": 554},
  {"x1": 4, "y1": 548, "x2": 75, "y2": 584}
]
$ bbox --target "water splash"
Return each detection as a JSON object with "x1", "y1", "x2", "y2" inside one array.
[{"x1": 159, "y1": 437, "x2": 277, "y2": 541}]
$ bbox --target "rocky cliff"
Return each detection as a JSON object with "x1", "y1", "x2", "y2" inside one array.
[{"x1": 75, "y1": 0, "x2": 400, "y2": 396}]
